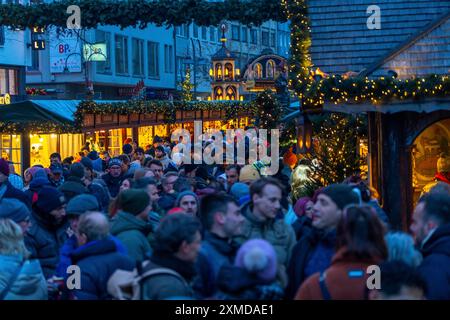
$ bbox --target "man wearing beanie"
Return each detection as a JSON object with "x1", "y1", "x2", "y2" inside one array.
[
  {"x1": 55, "y1": 194, "x2": 127, "y2": 278},
  {"x1": 102, "y1": 158, "x2": 124, "y2": 198},
  {"x1": 26, "y1": 186, "x2": 69, "y2": 279},
  {"x1": 286, "y1": 183, "x2": 359, "y2": 299},
  {"x1": 236, "y1": 177, "x2": 296, "y2": 289},
  {"x1": 0, "y1": 198, "x2": 31, "y2": 234},
  {"x1": 110, "y1": 189, "x2": 153, "y2": 263},
  {"x1": 175, "y1": 190, "x2": 199, "y2": 217},
  {"x1": 0, "y1": 158, "x2": 30, "y2": 208}
]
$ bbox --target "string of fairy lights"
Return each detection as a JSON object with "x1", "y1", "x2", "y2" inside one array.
[{"x1": 282, "y1": 0, "x2": 450, "y2": 109}]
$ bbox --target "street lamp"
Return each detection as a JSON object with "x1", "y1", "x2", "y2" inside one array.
[{"x1": 63, "y1": 49, "x2": 107, "y2": 99}]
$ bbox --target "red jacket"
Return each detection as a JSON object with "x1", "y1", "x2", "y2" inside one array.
[{"x1": 295, "y1": 248, "x2": 383, "y2": 300}]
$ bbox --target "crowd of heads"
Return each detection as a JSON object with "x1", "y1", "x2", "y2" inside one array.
[{"x1": 0, "y1": 134, "x2": 449, "y2": 301}]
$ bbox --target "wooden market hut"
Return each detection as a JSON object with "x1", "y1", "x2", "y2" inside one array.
[{"x1": 306, "y1": 0, "x2": 450, "y2": 229}]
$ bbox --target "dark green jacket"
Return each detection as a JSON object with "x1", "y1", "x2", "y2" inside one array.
[{"x1": 110, "y1": 211, "x2": 152, "y2": 263}]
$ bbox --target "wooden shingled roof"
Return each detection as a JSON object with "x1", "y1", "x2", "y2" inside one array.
[{"x1": 308, "y1": 0, "x2": 450, "y2": 75}]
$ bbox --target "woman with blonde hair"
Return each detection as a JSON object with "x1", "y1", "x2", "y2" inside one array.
[{"x1": 0, "y1": 219, "x2": 47, "y2": 300}]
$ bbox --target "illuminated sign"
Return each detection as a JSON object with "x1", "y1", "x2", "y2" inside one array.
[
  {"x1": 0, "y1": 93, "x2": 11, "y2": 105},
  {"x1": 32, "y1": 27, "x2": 45, "y2": 34},
  {"x1": 83, "y1": 43, "x2": 107, "y2": 62},
  {"x1": 32, "y1": 40, "x2": 46, "y2": 50}
]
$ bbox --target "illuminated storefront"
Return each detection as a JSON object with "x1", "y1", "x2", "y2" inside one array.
[{"x1": 82, "y1": 109, "x2": 251, "y2": 153}]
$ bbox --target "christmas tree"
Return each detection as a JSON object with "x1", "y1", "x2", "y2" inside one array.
[
  {"x1": 180, "y1": 67, "x2": 194, "y2": 102},
  {"x1": 294, "y1": 113, "x2": 367, "y2": 199},
  {"x1": 252, "y1": 90, "x2": 283, "y2": 129}
]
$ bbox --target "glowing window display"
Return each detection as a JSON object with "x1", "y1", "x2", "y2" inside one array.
[
  {"x1": 0, "y1": 134, "x2": 22, "y2": 173},
  {"x1": 29, "y1": 133, "x2": 83, "y2": 168},
  {"x1": 108, "y1": 128, "x2": 132, "y2": 156}
]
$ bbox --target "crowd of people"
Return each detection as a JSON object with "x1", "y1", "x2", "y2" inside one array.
[{"x1": 0, "y1": 135, "x2": 449, "y2": 300}]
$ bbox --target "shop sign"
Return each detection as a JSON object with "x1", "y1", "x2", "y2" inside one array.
[{"x1": 0, "y1": 93, "x2": 11, "y2": 105}]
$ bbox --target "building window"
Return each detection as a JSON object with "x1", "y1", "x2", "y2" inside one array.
[
  {"x1": 96, "y1": 30, "x2": 111, "y2": 74},
  {"x1": 0, "y1": 26, "x2": 4, "y2": 46},
  {"x1": 115, "y1": 34, "x2": 129, "y2": 75},
  {"x1": 231, "y1": 25, "x2": 240, "y2": 41},
  {"x1": 176, "y1": 24, "x2": 190, "y2": 38},
  {"x1": 217, "y1": 26, "x2": 223, "y2": 43},
  {"x1": 266, "y1": 60, "x2": 275, "y2": 78},
  {"x1": 0, "y1": 68, "x2": 18, "y2": 95},
  {"x1": 242, "y1": 27, "x2": 248, "y2": 42},
  {"x1": 201, "y1": 27, "x2": 207, "y2": 40},
  {"x1": 262, "y1": 31, "x2": 269, "y2": 46},
  {"x1": 28, "y1": 50, "x2": 40, "y2": 71},
  {"x1": 254, "y1": 63, "x2": 262, "y2": 79},
  {"x1": 209, "y1": 27, "x2": 215, "y2": 42},
  {"x1": 147, "y1": 41, "x2": 159, "y2": 78},
  {"x1": 193, "y1": 24, "x2": 198, "y2": 38},
  {"x1": 0, "y1": 134, "x2": 21, "y2": 175},
  {"x1": 270, "y1": 33, "x2": 276, "y2": 47},
  {"x1": 132, "y1": 38, "x2": 144, "y2": 76},
  {"x1": 250, "y1": 29, "x2": 257, "y2": 44},
  {"x1": 164, "y1": 44, "x2": 174, "y2": 73}
]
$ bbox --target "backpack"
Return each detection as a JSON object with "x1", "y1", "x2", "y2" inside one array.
[{"x1": 107, "y1": 261, "x2": 186, "y2": 300}]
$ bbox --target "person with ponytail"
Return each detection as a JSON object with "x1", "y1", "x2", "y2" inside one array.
[{"x1": 295, "y1": 205, "x2": 387, "y2": 300}]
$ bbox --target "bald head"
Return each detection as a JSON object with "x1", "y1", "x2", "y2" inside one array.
[{"x1": 77, "y1": 212, "x2": 110, "y2": 243}]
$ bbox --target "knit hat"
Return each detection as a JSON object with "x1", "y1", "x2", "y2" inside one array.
[
  {"x1": 294, "y1": 197, "x2": 312, "y2": 218},
  {"x1": 239, "y1": 165, "x2": 260, "y2": 182},
  {"x1": 234, "y1": 239, "x2": 277, "y2": 282},
  {"x1": 30, "y1": 168, "x2": 50, "y2": 186},
  {"x1": 119, "y1": 189, "x2": 150, "y2": 215},
  {"x1": 81, "y1": 157, "x2": 93, "y2": 171},
  {"x1": 0, "y1": 158, "x2": 9, "y2": 176},
  {"x1": 230, "y1": 182, "x2": 250, "y2": 201},
  {"x1": 70, "y1": 163, "x2": 85, "y2": 179},
  {"x1": 66, "y1": 194, "x2": 99, "y2": 216},
  {"x1": 87, "y1": 151, "x2": 99, "y2": 160},
  {"x1": 320, "y1": 184, "x2": 359, "y2": 210},
  {"x1": 175, "y1": 191, "x2": 199, "y2": 208},
  {"x1": 35, "y1": 186, "x2": 66, "y2": 213},
  {"x1": 108, "y1": 158, "x2": 122, "y2": 168},
  {"x1": 0, "y1": 198, "x2": 31, "y2": 223},
  {"x1": 122, "y1": 144, "x2": 133, "y2": 155},
  {"x1": 49, "y1": 163, "x2": 63, "y2": 174}
]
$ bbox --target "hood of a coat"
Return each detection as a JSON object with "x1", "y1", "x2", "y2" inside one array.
[
  {"x1": 110, "y1": 211, "x2": 152, "y2": 236},
  {"x1": 0, "y1": 255, "x2": 46, "y2": 298}
]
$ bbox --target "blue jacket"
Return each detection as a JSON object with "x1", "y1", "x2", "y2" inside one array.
[
  {"x1": 70, "y1": 239, "x2": 134, "y2": 300},
  {"x1": 56, "y1": 234, "x2": 128, "y2": 278},
  {"x1": 193, "y1": 231, "x2": 239, "y2": 298},
  {"x1": 285, "y1": 228, "x2": 336, "y2": 299},
  {"x1": 0, "y1": 255, "x2": 48, "y2": 300},
  {"x1": 419, "y1": 224, "x2": 450, "y2": 300}
]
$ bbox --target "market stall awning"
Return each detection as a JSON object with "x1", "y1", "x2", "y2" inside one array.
[
  {"x1": 0, "y1": 99, "x2": 78, "y2": 123},
  {"x1": 0, "y1": 100, "x2": 123, "y2": 133}
]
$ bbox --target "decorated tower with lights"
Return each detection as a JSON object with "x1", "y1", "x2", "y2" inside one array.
[{"x1": 209, "y1": 24, "x2": 241, "y2": 101}]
